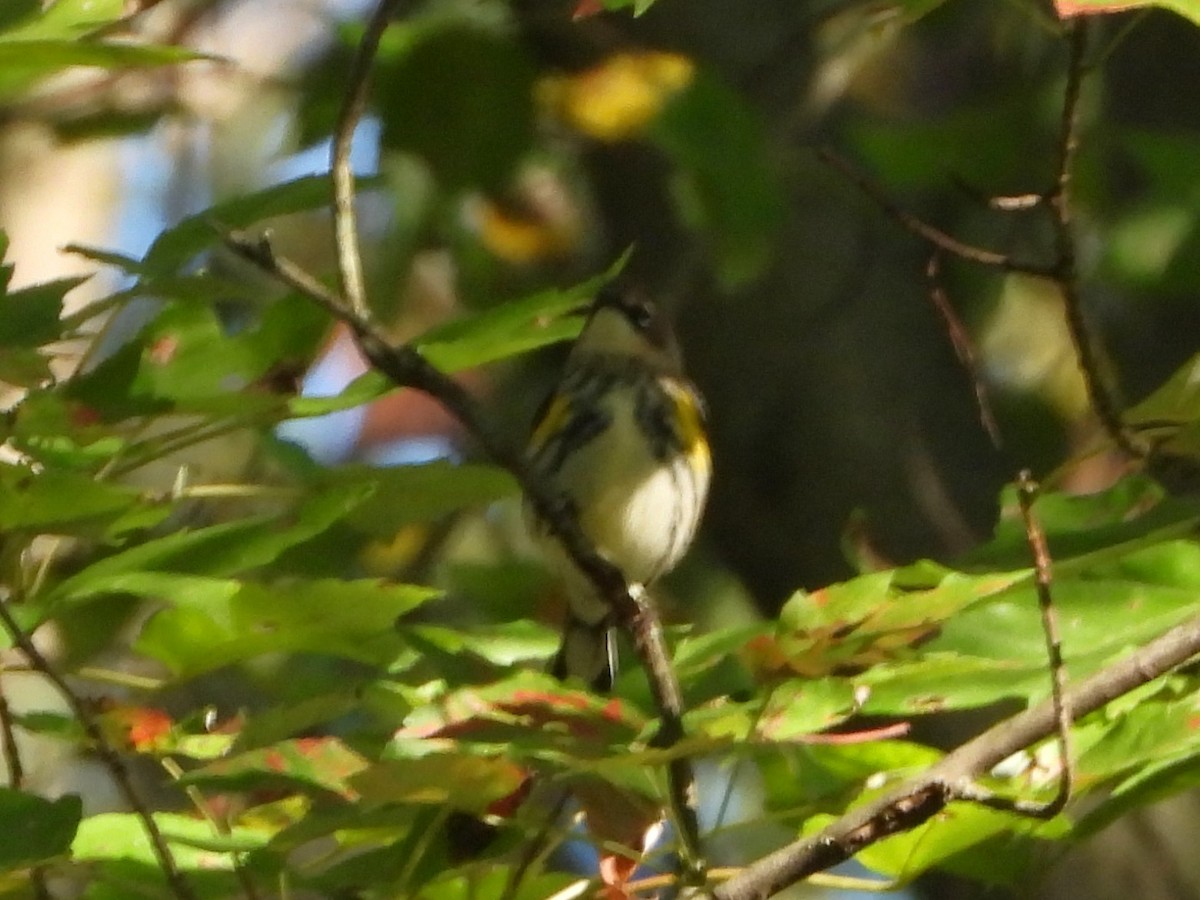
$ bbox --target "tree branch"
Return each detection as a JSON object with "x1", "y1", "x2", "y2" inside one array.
[
  {"x1": 925, "y1": 252, "x2": 1001, "y2": 448},
  {"x1": 821, "y1": 21, "x2": 1142, "y2": 462},
  {"x1": 1047, "y1": 20, "x2": 1140, "y2": 459},
  {"x1": 816, "y1": 147, "x2": 1057, "y2": 278},
  {"x1": 963, "y1": 471, "x2": 1073, "y2": 818},
  {"x1": 715, "y1": 613, "x2": 1200, "y2": 900},
  {"x1": 331, "y1": 0, "x2": 409, "y2": 320}
]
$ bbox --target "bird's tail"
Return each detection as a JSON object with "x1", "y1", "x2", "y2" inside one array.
[{"x1": 552, "y1": 613, "x2": 616, "y2": 693}]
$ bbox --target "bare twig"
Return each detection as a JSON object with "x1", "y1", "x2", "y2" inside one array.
[
  {"x1": 949, "y1": 175, "x2": 1044, "y2": 212},
  {"x1": 714, "y1": 613, "x2": 1200, "y2": 900},
  {"x1": 0, "y1": 607, "x2": 197, "y2": 900},
  {"x1": 331, "y1": 0, "x2": 408, "y2": 319},
  {"x1": 821, "y1": 21, "x2": 1143, "y2": 462},
  {"x1": 925, "y1": 253, "x2": 1002, "y2": 448},
  {"x1": 816, "y1": 147, "x2": 1056, "y2": 277},
  {"x1": 963, "y1": 471, "x2": 1073, "y2": 818},
  {"x1": 1017, "y1": 470, "x2": 1074, "y2": 813},
  {"x1": 1047, "y1": 21, "x2": 1140, "y2": 460}
]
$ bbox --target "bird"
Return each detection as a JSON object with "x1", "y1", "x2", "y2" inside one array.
[{"x1": 526, "y1": 286, "x2": 711, "y2": 690}]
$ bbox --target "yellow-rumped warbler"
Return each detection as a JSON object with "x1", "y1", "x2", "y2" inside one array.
[{"x1": 527, "y1": 287, "x2": 711, "y2": 690}]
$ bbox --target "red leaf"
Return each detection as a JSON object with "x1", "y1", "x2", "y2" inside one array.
[
  {"x1": 69, "y1": 403, "x2": 102, "y2": 427},
  {"x1": 126, "y1": 707, "x2": 173, "y2": 751},
  {"x1": 148, "y1": 335, "x2": 179, "y2": 365},
  {"x1": 572, "y1": 0, "x2": 605, "y2": 19},
  {"x1": 1053, "y1": 0, "x2": 1140, "y2": 16},
  {"x1": 99, "y1": 704, "x2": 173, "y2": 752}
]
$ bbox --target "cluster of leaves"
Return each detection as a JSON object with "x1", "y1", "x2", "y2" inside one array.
[{"x1": 3, "y1": 1, "x2": 1200, "y2": 899}]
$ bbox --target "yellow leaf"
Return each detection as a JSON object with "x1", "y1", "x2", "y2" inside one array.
[{"x1": 539, "y1": 52, "x2": 694, "y2": 141}]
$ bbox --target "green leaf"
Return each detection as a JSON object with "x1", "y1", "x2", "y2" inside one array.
[
  {"x1": 287, "y1": 370, "x2": 394, "y2": 418},
  {"x1": 72, "y1": 811, "x2": 271, "y2": 868},
  {"x1": 47, "y1": 486, "x2": 371, "y2": 606},
  {"x1": 1125, "y1": 352, "x2": 1200, "y2": 453},
  {"x1": 182, "y1": 737, "x2": 370, "y2": 798},
  {"x1": 597, "y1": 0, "x2": 660, "y2": 14},
  {"x1": 855, "y1": 654, "x2": 1047, "y2": 715},
  {"x1": 772, "y1": 565, "x2": 1027, "y2": 678},
  {"x1": 64, "y1": 294, "x2": 327, "y2": 424},
  {"x1": 234, "y1": 691, "x2": 365, "y2": 750},
  {"x1": 400, "y1": 619, "x2": 557, "y2": 668},
  {"x1": 1074, "y1": 742, "x2": 1200, "y2": 839},
  {"x1": 143, "y1": 174, "x2": 382, "y2": 275},
  {"x1": 376, "y1": 22, "x2": 536, "y2": 190},
  {"x1": 755, "y1": 677, "x2": 858, "y2": 740},
  {"x1": 0, "y1": 41, "x2": 205, "y2": 101},
  {"x1": 760, "y1": 740, "x2": 943, "y2": 814},
  {"x1": 122, "y1": 297, "x2": 326, "y2": 416},
  {"x1": 1076, "y1": 693, "x2": 1200, "y2": 785},
  {"x1": 0, "y1": 465, "x2": 143, "y2": 531},
  {"x1": 328, "y1": 461, "x2": 518, "y2": 535},
  {"x1": 963, "y1": 477, "x2": 1200, "y2": 574},
  {"x1": 134, "y1": 575, "x2": 437, "y2": 675},
  {"x1": 349, "y1": 754, "x2": 527, "y2": 812},
  {"x1": 0, "y1": 790, "x2": 80, "y2": 870},
  {"x1": 1087, "y1": 538, "x2": 1200, "y2": 590},
  {"x1": 929, "y1": 576, "x2": 1200, "y2": 677},
  {"x1": 847, "y1": 800, "x2": 1067, "y2": 886},
  {"x1": 0, "y1": 0, "x2": 123, "y2": 40},
  {"x1": 389, "y1": 671, "x2": 647, "y2": 757},
  {"x1": 672, "y1": 623, "x2": 769, "y2": 687},
  {"x1": 413, "y1": 266, "x2": 624, "y2": 371},
  {"x1": 0, "y1": 276, "x2": 83, "y2": 347},
  {"x1": 62, "y1": 243, "x2": 146, "y2": 274}
]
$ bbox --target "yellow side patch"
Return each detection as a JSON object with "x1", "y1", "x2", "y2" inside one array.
[
  {"x1": 529, "y1": 391, "x2": 573, "y2": 453},
  {"x1": 664, "y1": 380, "x2": 710, "y2": 476}
]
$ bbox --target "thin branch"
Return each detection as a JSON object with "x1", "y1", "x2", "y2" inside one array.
[
  {"x1": 330, "y1": 0, "x2": 408, "y2": 319},
  {"x1": 925, "y1": 253, "x2": 1002, "y2": 449},
  {"x1": 1017, "y1": 470, "x2": 1073, "y2": 814},
  {"x1": 964, "y1": 471, "x2": 1073, "y2": 818},
  {"x1": 816, "y1": 147, "x2": 1057, "y2": 278},
  {"x1": 1046, "y1": 20, "x2": 1140, "y2": 459},
  {"x1": 0, "y1": 606, "x2": 197, "y2": 900},
  {"x1": 714, "y1": 613, "x2": 1200, "y2": 900},
  {"x1": 949, "y1": 174, "x2": 1045, "y2": 212},
  {"x1": 821, "y1": 23, "x2": 1140, "y2": 462}
]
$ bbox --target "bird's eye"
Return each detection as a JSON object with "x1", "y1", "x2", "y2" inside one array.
[{"x1": 626, "y1": 301, "x2": 654, "y2": 332}]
